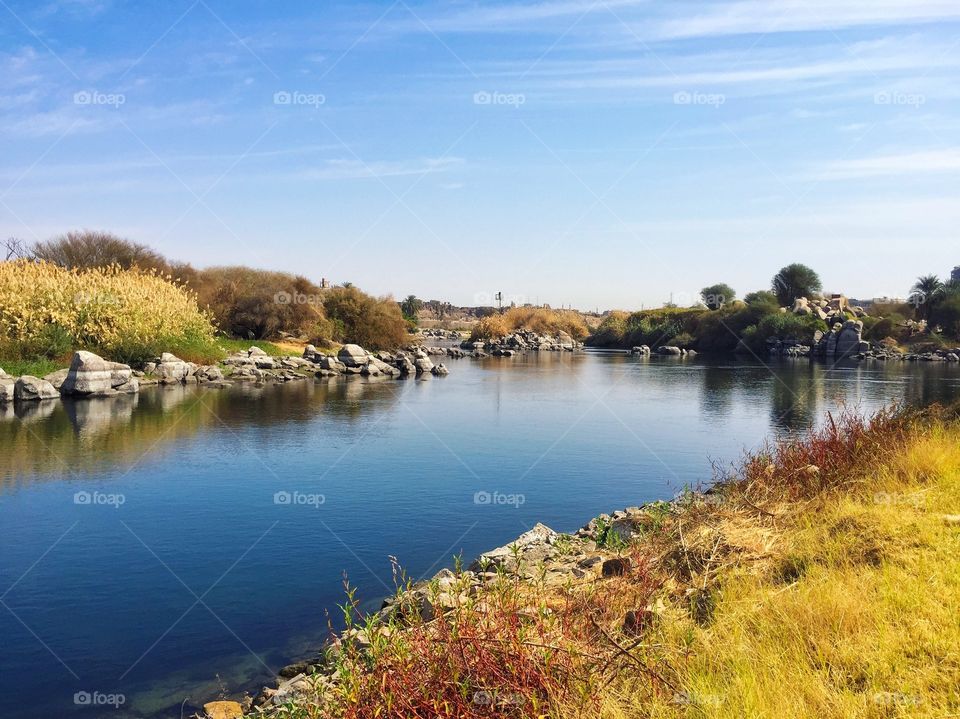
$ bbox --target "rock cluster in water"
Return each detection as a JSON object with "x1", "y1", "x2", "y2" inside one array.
[{"x1": 460, "y1": 330, "x2": 583, "y2": 356}]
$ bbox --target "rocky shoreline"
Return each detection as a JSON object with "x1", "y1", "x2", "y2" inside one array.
[
  {"x1": 0, "y1": 330, "x2": 587, "y2": 412},
  {"x1": 203, "y1": 504, "x2": 666, "y2": 719}
]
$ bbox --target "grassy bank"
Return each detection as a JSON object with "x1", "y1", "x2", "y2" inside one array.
[{"x1": 262, "y1": 405, "x2": 960, "y2": 718}]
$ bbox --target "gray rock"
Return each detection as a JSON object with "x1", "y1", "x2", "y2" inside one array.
[
  {"x1": 338, "y1": 344, "x2": 369, "y2": 368},
  {"x1": 431, "y1": 363, "x2": 449, "y2": 376},
  {"x1": 248, "y1": 346, "x2": 268, "y2": 357},
  {"x1": 0, "y1": 377, "x2": 15, "y2": 403},
  {"x1": 14, "y1": 376, "x2": 59, "y2": 401},
  {"x1": 155, "y1": 353, "x2": 193, "y2": 384},
  {"x1": 656, "y1": 346, "x2": 682, "y2": 356},
  {"x1": 414, "y1": 356, "x2": 434, "y2": 374},
  {"x1": 471, "y1": 523, "x2": 560, "y2": 574},
  {"x1": 196, "y1": 366, "x2": 224, "y2": 382},
  {"x1": 60, "y1": 351, "x2": 134, "y2": 396},
  {"x1": 317, "y1": 355, "x2": 345, "y2": 373},
  {"x1": 44, "y1": 369, "x2": 69, "y2": 391}
]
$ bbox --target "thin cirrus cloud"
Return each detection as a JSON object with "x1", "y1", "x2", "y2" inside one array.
[
  {"x1": 812, "y1": 149, "x2": 960, "y2": 180},
  {"x1": 653, "y1": 0, "x2": 960, "y2": 39}
]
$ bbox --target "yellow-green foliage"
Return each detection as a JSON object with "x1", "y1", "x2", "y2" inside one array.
[
  {"x1": 470, "y1": 307, "x2": 590, "y2": 341},
  {"x1": 0, "y1": 259, "x2": 216, "y2": 363},
  {"x1": 604, "y1": 423, "x2": 960, "y2": 719}
]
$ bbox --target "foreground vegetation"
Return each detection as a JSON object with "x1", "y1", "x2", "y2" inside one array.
[{"x1": 262, "y1": 404, "x2": 960, "y2": 718}]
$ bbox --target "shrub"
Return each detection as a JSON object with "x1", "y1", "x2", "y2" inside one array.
[
  {"x1": 865, "y1": 313, "x2": 909, "y2": 343},
  {"x1": 469, "y1": 314, "x2": 509, "y2": 341},
  {"x1": 31, "y1": 230, "x2": 170, "y2": 272},
  {"x1": 748, "y1": 312, "x2": 825, "y2": 352},
  {"x1": 469, "y1": 307, "x2": 589, "y2": 342},
  {"x1": 0, "y1": 259, "x2": 216, "y2": 364},
  {"x1": 191, "y1": 266, "x2": 328, "y2": 340},
  {"x1": 322, "y1": 286, "x2": 408, "y2": 350},
  {"x1": 589, "y1": 311, "x2": 630, "y2": 347}
]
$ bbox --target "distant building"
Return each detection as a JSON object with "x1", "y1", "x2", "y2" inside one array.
[{"x1": 952, "y1": 266, "x2": 960, "y2": 283}]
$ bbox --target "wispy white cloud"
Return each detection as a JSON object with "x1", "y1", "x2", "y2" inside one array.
[
  {"x1": 812, "y1": 149, "x2": 960, "y2": 180},
  {"x1": 394, "y1": 0, "x2": 647, "y2": 33},
  {"x1": 291, "y1": 156, "x2": 464, "y2": 181},
  {"x1": 655, "y1": 0, "x2": 960, "y2": 39}
]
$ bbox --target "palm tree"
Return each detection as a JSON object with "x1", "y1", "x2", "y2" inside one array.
[{"x1": 909, "y1": 275, "x2": 944, "y2": 321}]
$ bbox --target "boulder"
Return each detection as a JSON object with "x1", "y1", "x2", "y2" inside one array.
[
  {"x1": 14, "y1": 376, "x2": 59, "y2": 401},
  {"x1": 630, "y1": 345, "x2": 650, "y2": 355},
  {"x1": 0, "y1": 377, "x2": 15, "y2": 403},
  {"x1": 317, "y1": 355, "x2": 345, "y2": 372},
  {"x1": 395, "y1": 355, "x2": 416, "y2": 376},
  {"x1": 369, "y1": 357, "x2": 399, "y2": 377},
  {"x1": 431, "y1": 363, "x2": 449, "y2": 376},
  {"x1": 196, "y1": 366, "x2": 224, "y2": 382},
  {"x1": 44, "y1": 368, "x2": 69, "y2": 391},
  {"x1": 834, "y1": 320, "x2": 864, "y2": 358},
  {"x1": 248, "y1": 346, "x2": 268, "y2": 357},
  {"x1": 414, "y1": 356, "x2": 434, "y2": 374},
  {"x1": 656, "y1": 346, "x2": 682, "y2": 356},
  {"x1": 155, "y1": 353, "x2": 194, "y2": 384},
  {"x1": 338, "y1": 344, "x2": 369, "y2": 368},
  {"x1": 471, "y1": 523, "x2": 560, "y2": 574},
  {"x1": 60, "y1": 351, "x2": 134, "y2": 396}
]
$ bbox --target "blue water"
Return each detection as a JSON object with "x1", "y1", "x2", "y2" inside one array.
[{"x1": 1, "y1": 351, "x2": 958, "y2": 718}]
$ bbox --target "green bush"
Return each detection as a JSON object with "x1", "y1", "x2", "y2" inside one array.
[{"x1": 322, "y1": 286, "x2": 408, "y2": 350}]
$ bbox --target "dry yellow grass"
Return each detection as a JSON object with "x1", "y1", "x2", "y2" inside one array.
[
  {"x1": 0, "y1": 259, "x2": 216, "y2": 363},
  {"x1": 469, "y1": 307, "x2": 590, "y2": 342}
]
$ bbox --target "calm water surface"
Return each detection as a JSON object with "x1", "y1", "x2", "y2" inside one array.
[{"x1": 1, "y1": 352, "x2": 958, "y2": 718}]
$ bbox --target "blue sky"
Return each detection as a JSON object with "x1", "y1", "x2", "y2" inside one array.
[{"x1": 1, "y1": 0, "x2": 958, "y2": 309}]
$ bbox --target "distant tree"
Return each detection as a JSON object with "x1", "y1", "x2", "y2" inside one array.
[
  {"x1": 909, "y1": 274, "x2": 944, "y2": 321},
  {"x1": 3, "y1": 237, "x2": 30, "y2": 260},
  {"x1": 400, "y1": 295, "x2": 423, "y2": 322},
  {"x1": 700, "y1": 283, "x2": 735, "y2": 310},
  {"x1": 32, "y1": 230, "x2": 169, "y2": 272},
  {"x1": 772, "y1": 264, "x2": 822, "y2": 306}
]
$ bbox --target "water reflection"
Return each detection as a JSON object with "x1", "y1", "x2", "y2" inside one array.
[
  {"x1": 2, "y1": 356, "x2": 957, "y2": 489},
  {"x1": 0, "y1": 377, "x2": 403, "y2": 487}
]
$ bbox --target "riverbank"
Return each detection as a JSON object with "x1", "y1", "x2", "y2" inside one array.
[{"x1": 199, "y1": 404, "x2": 960, "y2": 719}]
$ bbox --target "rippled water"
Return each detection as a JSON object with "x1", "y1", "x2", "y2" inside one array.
[{"x1": 1, "y1": 352, "x2": 958, "y2": 718}]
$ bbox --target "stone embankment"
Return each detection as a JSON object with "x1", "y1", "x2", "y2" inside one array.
[{"x1": 0, "y1": 343, "x2": 458, "y2": 411}]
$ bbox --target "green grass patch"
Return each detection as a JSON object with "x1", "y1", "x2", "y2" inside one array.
[{"x1": 0, "y1": 357, "x2": 65, "y2": 377}]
